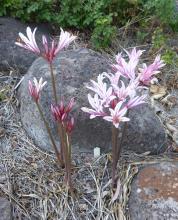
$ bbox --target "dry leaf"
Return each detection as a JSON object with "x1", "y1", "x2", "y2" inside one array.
[
  {"x1": 111, "y1": 178, "x2": 121, "y2": 203},
  {"x1": 101, "y1": 190, "x2": 110, "y2": 198},
  {"x1": 167, "y1": 116, "x2": 177, "y2": 125},
  {"x1": 161, "y1": 95, "x2": 177, "y2": 108},
  {"x1": 173, "y1": 131, "x2": 178, "y2": 145},
  {"x1": 138, "y1": 151, "x2": 151, "y2": 156},
  {"x1": 21, "y1": 194, "x2": 41, "y2": 199},
  {"x1": 79, "y1": 204, "x2": 88, "y2": 211},
  {"x1": 31, "y1": 163, "x2": 38, "y2": 169},
  {"x1": 84, "y1": 183, "x2": 95, "y2": 194},
  {"x1": 150, "y1": 85, "x2": 167, "y2": 100},
  {"x1": 0, "y1": 127, "x2": 5, "y2": 138},
  {"x1": 166, "y1": 123, "x2": 177, "y2": 133},
  {"x1": 172, "y1": 142, "x2": 178, "y2": 152}
]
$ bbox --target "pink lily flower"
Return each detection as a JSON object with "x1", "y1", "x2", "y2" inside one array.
[
  {"x1": 104, "y1": 72, "x2": 121, "y2": 86},
  {"x1": 16, "y1": 27, "x2": 40, "y2": 54},
  {"x1": 86, "y1": 74, "x2": 107, "y2": 97},
  {"x1": 112, "y1": 48, "x2": 144, "y2": 80},
  {"x1": 124, "y1": 47, "x2": 144, "y2": 66},
  {"x1": 42, "y1": 28, "x2": 77, "y2": 62},
  {"x1": 54, "y1": 28, "x2": 77, "y2": 54},
  {"x1": 87, "y1": 74, "x2": 115, "y2": 107},
  {"x1": 28, "y1": 77, "x2": 47, "y2": 102},
  {"x1": 103, "y1": 102, "x2": 130, "y2": 128},
  {"x1": 138, "y1": 55, "x2": 165, "y2": 86},
  {"x1": 126, "y1": 95, "x2": 147, "y2": 109},
  {"x1": 81, "y1": 94, "x2": 106, "y2": 119},
  {"x1": 112, "y1": 80, "x2": 138, "y2": 101},
  {"x1": 16, "y1": 27, "x2": 77, "y2": 62}
]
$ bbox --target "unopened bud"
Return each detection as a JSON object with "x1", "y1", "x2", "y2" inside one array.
[
  {"x1": 66, "y1": 117, "x2": 74, "y2": 134},
  {"x1": 65, "y1": 97, "x2": 75, "y2": 113}
]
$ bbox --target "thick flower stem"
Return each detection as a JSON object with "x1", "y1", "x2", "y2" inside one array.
[
  {"x1": 117, "y1": 124, "x2": 127, "y2": 160},
  {"x1": 61, "y1": 124, "x2": 73, "y2": 195},
  {"x1": 49, "y1": 62, "x2": 65, "y2": 165},
  {"x1": 49, "y1": 62, "x2": 58, "y2": 104},
  {"x1": 61, "y1": 125, "x2": 68, "y2": 175},
  {"x1": 66, "y1": 134, "x2": 74, "y2": 195},
  {"x1": 116, "y1": 110, "x2": 130, "y2": 162},
  {"x1": 67, "y1": 134, "x2": 72, "y2": 162},
  {"x1": 57, "y1": 122, "x2": 65, "y2": 165},
  {"x1": 111, "y1": 125, "x2": 119, "y2": 188},
  {"x1": 65, "y1": 132, "x2": 74, "y2": 195},
  {"x1": 36, "y1": 102, "x2": 62, "y2": 166}
]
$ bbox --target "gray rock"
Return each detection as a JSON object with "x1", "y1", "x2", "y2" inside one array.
[
  {"x1": 0, "y1": 17, "x2": 52, "y2": 73},
  {"x1": 0, "y1": 198, "x2": 12, "y2": 220},
  {"x1": 129, "y1": 162, "x2": 178, "y2": 220},
  {"x1": 19, "y1": 48, "x2": 167, "y2": 154}
]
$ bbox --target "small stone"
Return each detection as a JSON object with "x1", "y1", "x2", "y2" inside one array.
[
  {"x1": 137, "y1": 188, "x2": 142, "y2": 193},
  {"x1": 94, "y1": 147, "x2": 101, "y2": 158},
  {"x1": 0, "y1": 127, "x2": 5, "y2": 138}
]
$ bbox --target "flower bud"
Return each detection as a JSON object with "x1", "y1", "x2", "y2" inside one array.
[
  {"x1": 66, "y1": 117, "x2": 74, "y2": 134},
  {"x1": 65, "y1": 98, "x2": 75, "y2": 113}
]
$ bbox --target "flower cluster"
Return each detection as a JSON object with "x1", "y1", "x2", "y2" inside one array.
[
  {"x1": 82, "y1": 48, "x2": 165, "y2": 128},
  {"x1": 51, "y1": 98, "x2": 75, "y2": 134},
  {"x1": 16, "y1": 27, "x2": 77, "y2": 63}
]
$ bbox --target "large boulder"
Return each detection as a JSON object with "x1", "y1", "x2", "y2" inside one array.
[
  {"x1": 19, "y1": 48, "x2": 167, "y2": 154},
  {"x1": 129, "y1": 161, "x2": 178, "y2": 220},
  {"x1": 0, "y1": 17, "x2": 51, "y2": 73}
]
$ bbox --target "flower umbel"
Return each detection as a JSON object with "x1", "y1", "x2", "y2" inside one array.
[
  {"x1": 28, "y1": 77, "x2": 47, "y2": 102},
  {"x1": 81, "y1": 69, "x2": 146, "y2": 124},
  {"x1": 16, "y1": 27, "x2": 77, "y2": 62},
  {"x1": 51, "y1": 98, "x2": 75, "y2": 122}
]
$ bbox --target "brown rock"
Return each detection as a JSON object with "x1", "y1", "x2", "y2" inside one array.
[{"x1": 129, "y1": 161, "x2": 178, "y2": 220}]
